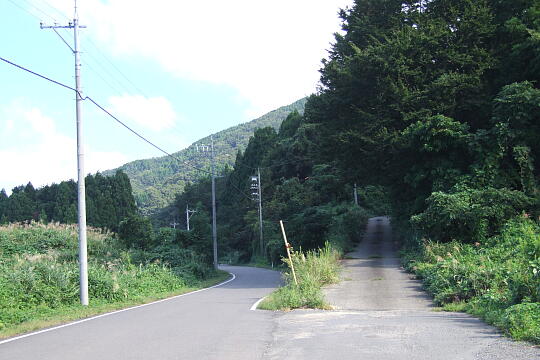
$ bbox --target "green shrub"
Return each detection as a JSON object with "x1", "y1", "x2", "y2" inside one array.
[
  {"x1": 259, "y1": 243, "x2": 340, "y2": 310},
  {"x1": 0, "y1": 222, "x2": 216, "y2": 333},
  {"x1": 358, "y1": 185, "x2": 392, "y2": 216},
  {"x1": 411, "y1": 186, "x2": 531, "y2": 243},
  {"x1": 155, "y1": 227, "x2": 176, "y2": 244},
  {"x1": 118, "y1": 215, "x2": 154, "y2": 249},
  {"x1": 503, "y1": 303, "x2": 540, "y2": 343},
  {"x1": 402, "y1": 216, "x2": 540, "y2": 344}
]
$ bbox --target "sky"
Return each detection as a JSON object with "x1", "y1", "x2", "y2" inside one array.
[{"x1": 0, "y1": 0, "x2": 352, "y2": 194}]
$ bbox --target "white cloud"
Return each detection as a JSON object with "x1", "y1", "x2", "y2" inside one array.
[
  {"x1": 43, "y1": 0, "x2": 353, "y2": 118},
  {"x1": 4, "y1": 119, "x2": 14, "y2": 133},
  {"x1": 86, "y1": 150, "x2": 129, "y2": 175},
  {"x1": 0, "y1": 100, "x2": 128, "y2": 192},
  {"x1": 26, "y1": 108, "x2": 56, "y2": 135},
  {"x1": 107, "y1": 95, "x2": 177, "y2": 132}
]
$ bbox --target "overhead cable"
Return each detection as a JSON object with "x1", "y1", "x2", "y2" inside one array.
[
  {"x1": 0, "y1": 55, "x2": 213, "y2": 177},
  {"x1": 0, "y1": 55, "x2": 300, "y2": 201}
]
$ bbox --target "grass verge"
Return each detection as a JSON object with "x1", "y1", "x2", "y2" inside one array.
[
  {"x1": 401, "y1": 217, "x2": 540, "y2": 344},
  {"x1": 0, "y1": 222, "x2": 227, "y2": 339},
  {"x1": 0, "y1": 270, "x2": 230, "y2": 340},
  {"x1": 258, "y1": 243, "x2": 340, "y2": 311}
]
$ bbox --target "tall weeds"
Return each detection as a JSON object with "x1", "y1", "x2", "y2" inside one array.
[
  {"x1": 402, "y1": 217, "x2": 540, "y2": 344},
  {"x1": 259, "y1": 243, "x2": 340, "y2": 310},
  {"x1": 0, "y1": 222, "x2": 212, "y2": 333}
]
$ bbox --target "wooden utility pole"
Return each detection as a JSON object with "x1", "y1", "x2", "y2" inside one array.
[{"x1": 279, "y1": 220, "x2": 298, "y2": 285}]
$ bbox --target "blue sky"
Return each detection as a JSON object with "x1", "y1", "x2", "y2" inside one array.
[{"x1": 0, "y1": 0, "x2": 352, "y2": 193}]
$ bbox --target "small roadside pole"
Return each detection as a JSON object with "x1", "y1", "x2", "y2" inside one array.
[
  {"x1": 279, "y1": 220, "x2": 298, "y2": 285},
  {"x1": 170, "y1": 220, "x2": 180, "y2": 229},
  {"x1": 185, "y1": 204, "x2": 197, "y2": 231}
]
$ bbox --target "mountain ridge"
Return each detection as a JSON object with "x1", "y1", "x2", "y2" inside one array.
[{"x1": 104, "y1": 98, "x2": 307, "y2": 215}]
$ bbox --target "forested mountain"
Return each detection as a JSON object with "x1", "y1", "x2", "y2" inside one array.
[
  {"x1": 169, "y1": 0, "x2": 540, "y2": 265},
  {"x1": 104, "y1": 98, "x2": 307, "y2": 215},
  {"x1": 0, "y1": 171, "x2": 137, "y2": 231}
]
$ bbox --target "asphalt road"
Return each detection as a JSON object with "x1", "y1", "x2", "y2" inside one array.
[
  {"x1": 2, "y1": 217, "x2": 539, "y2": 359},
  {"x1": 0, "y1": 266, "x2": 282, "y2": 360},
  {"x1": 264, "y1": 217, "x2": 540, "y2": 360}
]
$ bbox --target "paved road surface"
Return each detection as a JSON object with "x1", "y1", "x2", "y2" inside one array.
[
  {"x1": 2, "y1": 218, "x2": 539, "y2": 359},
  {"x1": 0, "y1": 266, "x2": 281, "y2": 360},
  {"x1": 264, "y1": 217, "x2": 540, "y2": 359}
]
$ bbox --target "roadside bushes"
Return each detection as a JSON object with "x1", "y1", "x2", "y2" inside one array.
[
  {"x1": 403, "y1": 216, "x2": 540, "y2": 343},
  {"x1": 411, "y1": 186, "x2": 531, "y2": 243},
  {"x1": 0, "y1": 222, "x2": 215, "y2": 332},
  {"x1": 326, "y1": 204, "x2": 369, "y2": 253},
  {"x1": 259, "y1": 243, "x2": 340, "y2": 310},
  {"x1": 118, "y1": 214, "x2": 155, "y2": 249},
  {"x1": 264, "y1": 202, "x2": 369, "y2": 265},
  {"x1": 503, "y1": 303, "x2": 540, "y2": 343}
]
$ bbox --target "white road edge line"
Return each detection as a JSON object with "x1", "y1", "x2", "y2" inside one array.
[
  {"x1": 250, "y1": 296, "x2": 266, "y2": 311},
  {"x1": 0, "y1": 272, "x2": 236, "y2": 346}
]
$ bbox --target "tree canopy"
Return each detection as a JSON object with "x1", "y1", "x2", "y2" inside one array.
[
  {"x1": 0, "y1": 170, "x2": 137, "y2": 231},
  {"x1": 167, "y1": 0, "x2": 540, "y2": 262}
]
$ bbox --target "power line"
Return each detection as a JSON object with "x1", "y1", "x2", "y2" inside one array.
[
  {"x1": 0, "y1": 55, "x2": 214, "y2": 177},
  {"x1": 9, "y1": 2, "x2": 230, "y2": 171},
  {"x1": 11, "y1": 0, "x2": 148, "y2": 100},
  {"x1": 7, "y1": 2, "x2": 310, "y2": 205},
  {"x1": 0, "y1": 55, "x2": 77, "y2": 92},
  {"x1": 85, "y1": 37, "x2": 150, "y2": 98},
  {"x1": 225, "y1": 175, "x2": 253, "y2": 201},
  {"x1": 7, "y1": 0, "x2": 42, "y2": 21},
  {"x1": 53, "y1": 28, "x2": 139, "y2": 98},
  {"x1": 231, "y1": 157, "x2": 311, "y2": 172},
  {"x1": 34, "y1": 0, "x2": 71, "y2": 21},
  {"x1": 19, "y1": 0, "x2": 57, "y2": 22},
  {"x1": 82, "y1": 58, "x2": 127, "y2": 97},
  {"x1": 0, "y1": 56, "x2": 304, "y2": 201},
  {"x1": 80, "y1": 37, "x2": 141, "y2": 95}
]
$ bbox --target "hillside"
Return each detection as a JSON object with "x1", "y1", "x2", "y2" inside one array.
[
  {"x1": 104, "y1": 98, "x2": 307, "y2": 215},
  {"x1": 169, "y1": 0, "x2": 540, "y2": 343}
]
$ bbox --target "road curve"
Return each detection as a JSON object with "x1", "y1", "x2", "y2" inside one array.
[{"x1": 0, "y1": 266, "x2": 282, "y2": 360}]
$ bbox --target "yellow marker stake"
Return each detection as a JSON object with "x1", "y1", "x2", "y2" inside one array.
[{"x1": 279, "y1": 220, "x2": 298, "y2": 286}]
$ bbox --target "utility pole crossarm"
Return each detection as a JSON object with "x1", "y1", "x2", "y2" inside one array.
[{"x1": 40, "y1": 23, "x2": 87, "y2": 29}]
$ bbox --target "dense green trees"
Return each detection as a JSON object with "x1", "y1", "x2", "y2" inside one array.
[
  {"x1": 118, "y1": 214, "x2": 155, "y2": 249},
  {"x1": 170, "y1": 109, "x2": 369, "y2": 264},
  {"x1": 0, "y1": 170, "x2": 137, "y2": 231},
  {"x1": 3, "y1": 0, "x2": 537, "y2": 267},
  {"x1": 305, "y1": 0, "x2": 540, "y2": 240},
  {"x1": 106, "y1": 98, "x2": 307, "y2": 216},
  {"x1": 167, "y1": 0, "x2": 539, "y2": 263}
]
